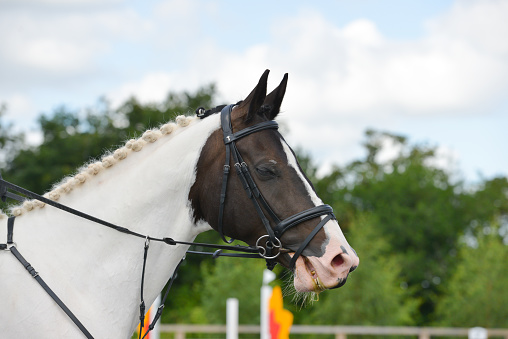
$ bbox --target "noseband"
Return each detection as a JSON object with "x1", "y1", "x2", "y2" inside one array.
[{"x1": 216, "y1": 104, "x2": 335, "y2": 270}]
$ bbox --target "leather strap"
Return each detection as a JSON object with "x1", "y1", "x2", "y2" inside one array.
[
  {"x1": 12, "y1": 247, "x2": 94, "y2": 338},
  {"x1": 1, "y1": 172, "x2": 27, "y2": 202},
  {"x1": 1, "y1": 178, "x2": 145, "y2": 239},
  {"x1": 0, "y1": 177, "x2": 263, "y2": 258},
  {"x1": 218, "y1": 105, "x2": 281, "y2": 252},
  {"x1": 138, "y1": 238, "x2": 150, "y2": 339},
  {"x1": 7, "y1": 216, "x2": 15, "y2": 244},
  {"x1": 273, "y1": 205, "x2": 334, "y2": 238},
  {"x1": 139, "y1": 259, "x2": 183, "y2": 339},
  {"x1": 9, "y1": 245, "x2": 94, "y2": 338},
  {"x1": 288, "y1": 213, "x2": 333, "y2": 270},
  {"x1": 223, "y1": 121, "x2": 278, "y2": 144}
]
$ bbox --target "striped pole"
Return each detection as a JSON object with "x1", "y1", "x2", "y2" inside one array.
[{"x1": 137, "y1": 294, "x2": 161, "y2": 339}]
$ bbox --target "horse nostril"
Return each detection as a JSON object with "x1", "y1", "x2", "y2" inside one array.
[{"x1": 331, "y1": 253, "x2": 345, "y2": 267}]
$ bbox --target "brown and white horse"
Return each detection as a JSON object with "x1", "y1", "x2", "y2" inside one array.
[{"x1": 0, "y1": 70, "x2": 358, "y2": 338}]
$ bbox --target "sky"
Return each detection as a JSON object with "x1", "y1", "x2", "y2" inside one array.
[{"x1": 1, "y1": 0, "x2": 507, "y2": 183}]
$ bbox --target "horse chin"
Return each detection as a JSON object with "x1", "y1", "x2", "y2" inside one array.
[{"x1": 292, "y1": 255, "x2": 349, "y2": 293}]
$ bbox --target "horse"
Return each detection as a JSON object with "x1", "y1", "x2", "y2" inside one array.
[{"x1": 0, "y1": 70, "x2": 359, "y2": 338}]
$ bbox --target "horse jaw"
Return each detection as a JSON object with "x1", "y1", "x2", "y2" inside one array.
[{"x1": 292, "y1": 220, "x2": 359, "y2": 293}]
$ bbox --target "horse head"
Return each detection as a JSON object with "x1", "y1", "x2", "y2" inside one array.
[{"x1": 190, "y1": 70, "x2": 359, "y2": 293}]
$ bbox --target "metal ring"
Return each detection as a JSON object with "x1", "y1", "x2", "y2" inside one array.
[
  {"x1": 255, "y1": 235, "x2": 281, "y2": 260},
  {"x1": 3, "y1": 242, "x2": 16, "y2": 251}
]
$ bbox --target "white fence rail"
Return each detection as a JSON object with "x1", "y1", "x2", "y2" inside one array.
[{"x1": 159, "y1": 324, "x2": 508, "y2": 339}]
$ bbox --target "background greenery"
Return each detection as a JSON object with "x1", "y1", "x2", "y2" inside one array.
[{"x1": 1, "y1": 86, "x2": 507, "y2": 328}]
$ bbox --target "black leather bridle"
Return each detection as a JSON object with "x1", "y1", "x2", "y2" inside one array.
[
  {"x1": 0, "y1": 105, "x2": 337, "y2": 338},
  {"x1": 215, "y1": 104, "x2": 336, "y2": 270}
]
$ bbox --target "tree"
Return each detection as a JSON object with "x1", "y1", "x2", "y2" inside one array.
[
  {"x1": 1, "y1": 105, "x2": 26, "y2": 212},
  {"x1": 434, "y1": 223, "x2": 508, "y2": 327},
  {"x1": 198, "y1": 256, "x2": 267, "y2": 324},
  {"x1": 4, "y1": 86, "x2": 508, "y2": 328},
  {"x1": 2, "y1": 85, "x2": 217, "y2": 196},
  {"x1": 323, "y1": 130, "x2": 468, "y2": 323},
  {"x1": 0, "y1": 104, "x2": 25, "y2": 169}
]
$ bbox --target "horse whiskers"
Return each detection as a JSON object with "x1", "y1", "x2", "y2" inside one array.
[{"x1": 281, "y1": 266, "x2": 318, "y2": 309}]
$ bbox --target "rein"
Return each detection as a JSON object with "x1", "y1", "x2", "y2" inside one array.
[
  {"x1": 0, "y1": 174, "x2": 262, "y2": 258},
  {"x1": 0, "y1": 174, "x2": 262, "y2": 339}
]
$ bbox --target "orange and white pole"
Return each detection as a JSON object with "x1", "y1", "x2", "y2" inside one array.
[
  {"x1": 137, "y1": 294, "x2": 161, "y2": 339},
  {"x1": 261, "y1": 270, "x2": 276, "y2": 339}
]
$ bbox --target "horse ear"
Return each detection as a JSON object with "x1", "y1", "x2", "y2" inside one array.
[
  {"x1": 263, "y1": 73, "x2": 288, "y2": 120},
  {"x1": 236, "y1": 69, "x2": 269, "y2": 121}
]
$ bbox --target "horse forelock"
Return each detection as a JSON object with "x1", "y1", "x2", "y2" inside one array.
[{"x1": 7, "y1": 115, "x2": 199, "y2": 217}]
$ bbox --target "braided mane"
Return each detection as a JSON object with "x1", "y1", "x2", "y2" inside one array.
[{"x1": 3, "y1": 115, "x2": 197, "y2": 218}]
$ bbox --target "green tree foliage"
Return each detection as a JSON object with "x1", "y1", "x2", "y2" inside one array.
[
  {"x1": 198, "y1": 257, "x2": 267, "y2": 324},
  {"x1": 434, "y1": 224, "x2": 508, "y2": 327},
  {"x1": 294, "y1": 214, "x2": 418, "y2": 326},
  {"x1": 317, "y1": 131, "x2": 468, "y2": 323},
  {"x1": 0, "y1": 104, "x2": 25, "y2": 169},
  {"x1": 462, "y1": 177, "x2": 508, "y2": 230},
  {"x1": 2, "y1": 85, "x2": 216, "y2": 196},
  {"x1": 3, "y1": 86, "x2": 508, "y2": 327},
  {"x1": 298, "y1": 131, "x2": 508, "y2": 325}
]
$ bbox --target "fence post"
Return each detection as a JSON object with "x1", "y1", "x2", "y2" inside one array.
[
  {"x1": 174, "y1": 330, "x2": 185, "y2": 339},
  {"x1": 227, "y1": 298, "x2": 239, "y2": 339},
  {"x1": 261, "y1": 270, "x2": 276, "y2": 339},
  {"x1": 335, "y1": 333, "x2": 347, "y2": 339},
  {"x1": 419, "y1": 329, "x2": 430, "y2": 339}
]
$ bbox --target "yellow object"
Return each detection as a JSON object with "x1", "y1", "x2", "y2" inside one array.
[
  {"x1": 136, "y1": 305, "x2": 151, "y2": 339},
  {"x1": 269, "y1": 286, "x2": 293, "y2": 339}
]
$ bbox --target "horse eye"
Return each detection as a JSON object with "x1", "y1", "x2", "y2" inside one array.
[{"x1": 256, "y1": 166, "x2": 277, "y2": 178}]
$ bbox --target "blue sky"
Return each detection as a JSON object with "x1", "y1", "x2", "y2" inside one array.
[{"x1": 1, "y1": 0, "x2": 507, "y2": 183}]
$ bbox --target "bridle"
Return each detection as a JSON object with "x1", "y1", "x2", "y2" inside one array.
[
  {"x1": 213, "y1": 104, "x2": 336, "y2": 270},
  {"x1": 0, "y1": 104, "x2": 337, "y2": 338}
]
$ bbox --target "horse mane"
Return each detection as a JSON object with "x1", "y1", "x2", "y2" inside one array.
[{"x1": 5, "y1": 115, "x2": 197, "y2": 218}]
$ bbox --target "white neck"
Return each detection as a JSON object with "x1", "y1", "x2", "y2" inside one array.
[{"x1": 0, "y1": 114, "x2": 220, "y2": 338}]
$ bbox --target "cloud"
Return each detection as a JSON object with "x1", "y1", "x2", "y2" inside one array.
[
  {"x1": 270, "y1": 4, "x2": 508, "y2": 118},
  {"x1": 1, "y1": 94, "x2": 38, "y2": 129},
  {"x1": 108, "y1": 73, "x2": 175, "y2": 108},
  {"x1": 97, "y1": 0, "x2": 508, "y2": 176},
  {"x1": 0, "y1": 2, "x2": 151, "y2": 82},
  {"x1": 110, "y1": 1, "x2": 508, "y2": 119},
  {"x1": 2, "y1": 0, "x2": 507, "y2": 180}
]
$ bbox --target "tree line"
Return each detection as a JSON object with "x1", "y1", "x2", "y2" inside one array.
[{"x1": 1, "y1": 86, "x2": 507, "y2": 329}]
